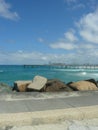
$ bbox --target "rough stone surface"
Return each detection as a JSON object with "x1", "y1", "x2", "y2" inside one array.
[
  {"x1": 27, "y1": 76, "x2": 47, "y2": 91},
  {"x1": 40, "y1": 79, "x2": 73, "y2": 92},
  {"x1": 69, "y1": 81, "x2": 98, "y2": 91},
  {"x1": 13, "y1": 81, "x2": 32, "y2": 92}
]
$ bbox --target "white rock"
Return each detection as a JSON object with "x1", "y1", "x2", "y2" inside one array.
[{"x1": 27, "y1": 75, "x2": 47, "y2": 90}]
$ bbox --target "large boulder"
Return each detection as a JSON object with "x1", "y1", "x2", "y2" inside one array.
[
  {"x1": 85, "y1": 79, "x2": 98, "y2": 87},
  {"x1": 13, "y1": 80, "x2": 32, "y2": 92},
  {"x1": 0, "y1": 83, "x2": 12, "y2": 93},
  {"x1": 68, "y1": 80, "x2": 98, "y2": 91},
  {"x1": 40, "y1": 79, "x2": 73, "y2": 92},
  {"x1": 27, "y1": 75, "x2": 47, "y2": 91}
]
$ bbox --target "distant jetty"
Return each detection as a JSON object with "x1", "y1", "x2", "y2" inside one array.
[{"x1": 23, "y1": 64, "x2": 98, "y2": 69}]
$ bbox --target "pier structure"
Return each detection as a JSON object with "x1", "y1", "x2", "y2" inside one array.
[{"x1": 23, "y1": 64, "x2": 98, "y2": 69}]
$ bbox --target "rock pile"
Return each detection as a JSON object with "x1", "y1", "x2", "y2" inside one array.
[{"x1": 12, "y1": 75, "x2": 98, "y2": 92}]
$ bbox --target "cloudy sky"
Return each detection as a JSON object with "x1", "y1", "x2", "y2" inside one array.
[{"x1": 0, "y1": 0, "x2": 98, "y2": 64}]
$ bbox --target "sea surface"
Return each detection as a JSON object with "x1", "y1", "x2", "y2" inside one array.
[{"x1": 0, "y1": 65, "x2": 98, "y2": 86}]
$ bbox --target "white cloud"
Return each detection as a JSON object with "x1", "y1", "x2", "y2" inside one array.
[
  {"x1": 78, "y1": 9, "x2": 98, "y2": 43},
  {"x1": 50, "y1": 42, "x2": 77, "y2": 50},
  {"x1": 0, "y1": 51, "x2": 47, "y2": 64},
  {"x1": 18, "y1": 50, "x2": 23, "y2": 53},
  {"x1": 72, "y1": 3, "x2": 85, "y2": 10},
  {"x1": 0, "y1": 0, "x2": 19, "y2": 20},
  {"x1": 0, "y1": 51, "x2": 76, "y2": 64},
  {"x1": 65, "y1": 0, "x2": 78, "y2": 3},
  {"x1": 65, "y1": 0, "x2": 98, "y2": 10},
  {"x1": 37, "y1": 38, "x2": 44, "y2": 43},
  {"x1": 64, "y1": 30, "x2": 78, "y2": 42},
  {"x1": 80, "y1": 43, "x2": 97, "y2": 49},
  {"x1": 50, "y1": 30, "x2": 78, "y2": 50},
  {"x1": 1, "y1": 49, "x2": 98, "y2": 64},
  {"x1": 48, "y1": 7, "x2": 98, "y2": 64},
  {"x1": 65, "y1": 0, "x2": 85, "y2": 10}
]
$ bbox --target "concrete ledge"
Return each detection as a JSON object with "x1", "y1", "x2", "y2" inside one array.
[
  {"x1": 0, "y1": 91, "x2": 98, "y2": 101},
  {"x1": 0, "y1": 105, "x2": 98, "y2": 127}
]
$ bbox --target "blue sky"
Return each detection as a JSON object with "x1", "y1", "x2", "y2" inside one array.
[{"x1": 0, "y1": 0, "x2": 98, "y2": 64}]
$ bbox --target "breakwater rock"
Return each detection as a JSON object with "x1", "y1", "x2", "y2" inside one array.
[
  {"x1": 68, "y1": 80, "x2": 98, "y2": 91},
  {"x1": 40, "y1": 79, "x2": 73, "y2": 92},
  {"x1": 13, "y1": 80, "x2": 32, "y2": 92},
  {"x1": 12, "y1": 75, "x2": 98, "y2": 92}
]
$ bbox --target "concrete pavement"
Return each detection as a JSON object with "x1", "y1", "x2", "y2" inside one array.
[{"x1": 0, "y1": 91, "x2": 98, "y2": 126}]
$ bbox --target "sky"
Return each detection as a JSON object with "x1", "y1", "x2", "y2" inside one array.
[{"x1": 0, "y1": 0, "x2": 98, "y2": 64}]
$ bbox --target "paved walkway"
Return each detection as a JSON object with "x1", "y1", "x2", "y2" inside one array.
[
  {"x1": 0, "y1": 91, "x2": 98, "y2": 126},
  {"x1": 0, "y1": 91, "x2": 98, "y2": 113}
]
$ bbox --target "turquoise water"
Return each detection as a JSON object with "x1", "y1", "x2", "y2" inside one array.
[{"x1": 0, "y1": 65, "x2": 98, "y2": 86}]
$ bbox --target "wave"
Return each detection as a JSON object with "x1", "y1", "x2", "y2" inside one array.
[
  {"x1": 0, "y1": 70, "x2": 4, "y2": 73},
  {"x1": 81, "y1": 72, "x2": 87, "y2": 75},
  {"x1": 52, "y1": 68, "x2": 98, "y2": 72},
  {"x1": 76, "y1": 71, "x2": 98, "y2": 79},
  {"x1": 52, "y1": 69, "x2": 84, "y2": 72}
]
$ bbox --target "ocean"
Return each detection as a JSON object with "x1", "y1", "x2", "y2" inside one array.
[{"x1": 0, "y1": 65, "x2": 98, "y2": 87}]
